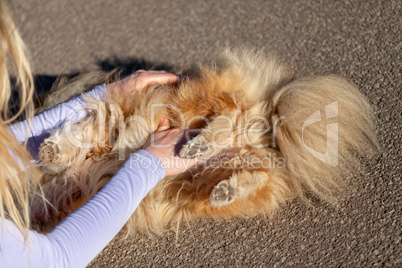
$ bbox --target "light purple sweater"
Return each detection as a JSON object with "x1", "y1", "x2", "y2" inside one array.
[{"x1": 1, "y1": 85, "x2": 164, "y2": 267}]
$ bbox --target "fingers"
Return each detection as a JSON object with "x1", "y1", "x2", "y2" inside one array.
[
  {"x1": 143, "y1": 127, "x2": 199, "y2": 176},
  {"x1": 108, "y1": 70, "x2": 183, "y2": 96},
  {"x1": 156, "y1": 116, "x2": 171, "y2": 132},
  {"x1": 135, "y1": 71, "x2": 181, "y2": 91}
]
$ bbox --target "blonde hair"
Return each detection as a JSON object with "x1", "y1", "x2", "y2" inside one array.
[{"x1": 0, "y1": 0, "x2": 38, "y2": 239}]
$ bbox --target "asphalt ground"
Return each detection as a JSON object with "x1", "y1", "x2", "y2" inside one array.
[{"x1": 12, "y1": 0, "x2": 401, "y2": 267}]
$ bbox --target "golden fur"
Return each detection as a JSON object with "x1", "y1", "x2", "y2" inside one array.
[{"x1": 32, "y1": 49, "x2": 378, "y2": 235}]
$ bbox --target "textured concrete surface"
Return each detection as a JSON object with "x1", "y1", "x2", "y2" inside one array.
[{"x1": 12, "y1": 0, "x2": 400, "y2": 266}]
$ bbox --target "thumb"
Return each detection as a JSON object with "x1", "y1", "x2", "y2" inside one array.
[{"x1": 156, "y1": 116, "x2": 170, "y2": 132}]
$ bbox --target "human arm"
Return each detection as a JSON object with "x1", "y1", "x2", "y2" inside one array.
[
  {"x1": 1, "y1": 121, "x2": 197, "y2": 267},
  {"x1": 9, "y1": 84, "x2": 107, "y2": 157},
  {"x1": 9, "y1": 70, "x2": 181, "y2": 159},
  {"x1": 0, "y1": 150, "x2": 164, "y2": 267}
]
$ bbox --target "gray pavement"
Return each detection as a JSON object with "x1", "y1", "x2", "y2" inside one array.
[{"x1": 12, "y1": 0, "x2": 401, "y2": 266}]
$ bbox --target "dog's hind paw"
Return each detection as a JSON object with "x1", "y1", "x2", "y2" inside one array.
[
  {"x1": 210, "y1": 180, "x2": 235, "y2": 208},
  {"x1": 179, "y1": 135, "x2": 210, "y2": 159},
  {"x1": 39, "y1": 141, "x2": 60, "y2": 163}
]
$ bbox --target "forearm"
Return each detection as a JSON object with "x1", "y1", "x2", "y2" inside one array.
[
  {"x1": 8, "y1": 84, "x2": 107, "y2": 158},
  {"x1": 0, "y1": 150, "x2": 165, "y2": 268},
  {"x1": 9, "y1": 84, "x2": 106, "y2": 143},
  {"x1": 47, "y1": 150, "x2": 164, "y2": 266}
]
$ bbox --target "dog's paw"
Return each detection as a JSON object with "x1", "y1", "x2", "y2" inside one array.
[
  {"x1": 210, "y1": 180, "x2": 235, "y2": 208},
  {"x1": 179, "y1": 135, "x2": 210, "y2": 159},
  {"x1": 86, "y1": 145, "x2": 112, "y2": 160},
  {"x1": 39, "y1": 141, "x2": 60, "y2": 163}
]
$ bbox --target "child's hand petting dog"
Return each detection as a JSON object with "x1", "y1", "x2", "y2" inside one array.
[{"x1": 108, "y1": 70, "x2": 181, "y2": 95}]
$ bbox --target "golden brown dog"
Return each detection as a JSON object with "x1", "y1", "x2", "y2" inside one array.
[{"x1": 32, "y1": 49, "x2": 378, "y2": 234}]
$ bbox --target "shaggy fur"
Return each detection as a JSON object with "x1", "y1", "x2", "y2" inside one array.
[{"x1": 31, "y1": 49, "x2": 378, "y2": 234}]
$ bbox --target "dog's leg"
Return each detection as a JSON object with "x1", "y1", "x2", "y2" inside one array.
[
  {"x1": 209, "y1": 148, "x2": 288, "y2": 208},
  {"x1": 210, "y1": 169, "x2": 267, "y2": 208},
  {"x1": 210, "y1": 179, "x2": 235, "y2": 207},
  {"x1": 179, "y1": 135, "x2": 211, "y2": 159},
  {"x1": 180, "y1": 111, "x2": 236, "y2": 159},
  {"x1": 38, "y1": 123, "x2": 91, "y2": 173},
  {"x1": 39, "y1": 140, "x2": 61, "y2": 163}
]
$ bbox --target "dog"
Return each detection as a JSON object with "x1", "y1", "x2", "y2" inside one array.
[{"x1": 31, "y1": 49, "x2": 378, "y2": 234}]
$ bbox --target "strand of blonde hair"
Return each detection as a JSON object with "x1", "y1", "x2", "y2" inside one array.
[{"x1": 0, "y1": 0, "x2": 40, "y2": 240}]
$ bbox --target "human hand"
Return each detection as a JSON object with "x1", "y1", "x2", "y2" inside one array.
[
  {"x1": 107, "y1": 70, "x2": 181, "y2": 95},
  {"x1": 144, "y1": 117, "x2": 199, "y2": 177}
]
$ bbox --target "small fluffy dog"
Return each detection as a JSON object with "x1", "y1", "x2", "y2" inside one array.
[{"x1": 32, "y1": 49, "x2": 378, "y2": 234}]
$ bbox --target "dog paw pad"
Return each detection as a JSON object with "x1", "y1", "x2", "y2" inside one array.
[
  {"x1": 179, "y1": 135, "x2": 210, "y2": 159},
  {"x1": 39, "y1": 141, "x2": 60, "y2": 163},
  {"x1": 210, "y1": 180, "x2": 235, "y2": 208}
]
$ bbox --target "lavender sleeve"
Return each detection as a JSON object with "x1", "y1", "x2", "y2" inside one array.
[
  {"x1": 0, "y1": 150, "x2": 165, "y2": 268},
  {"x1": 9, "y1": 84, "x2": 107, "y2": 159}
]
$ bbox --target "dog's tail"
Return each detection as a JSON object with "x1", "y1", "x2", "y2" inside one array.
[{"x1": 270, "y1": 75, "x2": 379, "y2": 203}]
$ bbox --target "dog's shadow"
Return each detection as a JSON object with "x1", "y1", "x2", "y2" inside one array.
[
  {"x1": 98, "y1": 57, "x2": 175, "y2": 77},
  {"x1": 32, "y1": 57, "x2": 176, "y2": 108}
]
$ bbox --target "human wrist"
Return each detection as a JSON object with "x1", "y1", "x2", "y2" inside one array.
[
  {"x1": 127, "y1": 150, "x2": 166, "y2": 179},
  {"x1": 86, "y1": 84, "x2": 108, "y2": 100}
]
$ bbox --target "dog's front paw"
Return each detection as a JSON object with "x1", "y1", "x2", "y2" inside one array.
[
  {"x1": 179, "y1": 135, "x2": 211, "y2": 159},
  {"x1": 210, "y1": 180, "x2": 235, "y2": 208},
  {"x1": 39, "y1": 141, "x2": 60, "y2": 163}
]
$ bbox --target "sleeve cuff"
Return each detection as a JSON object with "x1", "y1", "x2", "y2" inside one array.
[
  {"x1": 85, "y1": 84, "x2": 108, "y2": 100},
  {"x1": 124, "y1": 150, "x2": 166, "y2": 179}
]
